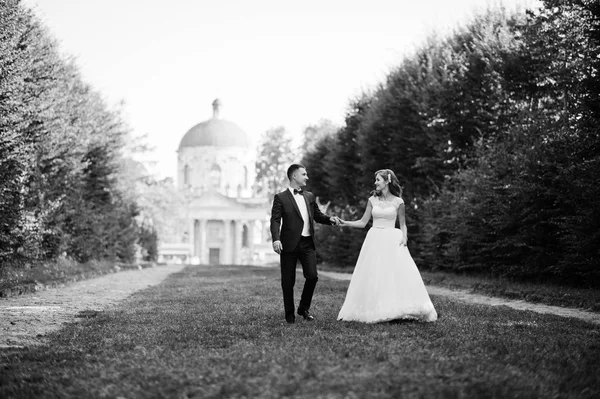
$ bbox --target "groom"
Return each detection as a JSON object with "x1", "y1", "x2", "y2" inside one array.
[{"x1": 270, "y1": 163, "x2": 339, "y2": 324}]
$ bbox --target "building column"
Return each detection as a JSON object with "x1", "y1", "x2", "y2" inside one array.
[
  {"x1": 223, "y1": 219, "x2": 232, "y2": 264},
  {"x1": 248, "y1": 220, "x2": 255, "y2": 265},
  {"x1": 199, "y1": 219, "x2": 207, "y2": 264},
  {"x1": 234, "y1": 220, "x2": 243, "y2": 265},
  {"x1": 262, "y1": 220, "x2": 270, "y2": 242},
  {"x1": 189, "y1": 219, "x2": 196, "y2": 257}
]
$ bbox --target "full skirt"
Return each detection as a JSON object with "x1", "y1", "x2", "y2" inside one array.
[{"x1": 337, "y1": 228, "x2": 437, "y2": 323}]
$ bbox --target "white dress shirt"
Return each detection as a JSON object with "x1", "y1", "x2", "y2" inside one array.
[{"x1": 288, "y1": 187, "x2": 311, "y2": 236}]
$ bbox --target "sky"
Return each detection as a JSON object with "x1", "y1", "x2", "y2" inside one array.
[{"x1": 22, "y1": 0, "x2": 539, "y2": 179}]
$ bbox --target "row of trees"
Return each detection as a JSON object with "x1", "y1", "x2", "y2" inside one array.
[
  {"x1": 0, "y1": 0, "x2": 167, "y2": 266},
  {"x1": 301, "y1": 0, "x2": 600, "y2": 286}
]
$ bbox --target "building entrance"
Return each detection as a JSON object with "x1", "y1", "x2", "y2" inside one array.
[{"x1": 209, "y1": 248, "x2": 220, "y2": 265}]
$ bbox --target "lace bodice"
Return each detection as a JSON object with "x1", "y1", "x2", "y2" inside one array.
[{"x1": 370, "y1": 196, "x2": 403, "y2": 228}]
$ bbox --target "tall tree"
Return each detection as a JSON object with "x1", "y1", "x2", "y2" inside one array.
[
  {"x1": 255, "y1": 126, "x2": 294, "y2": 198},
  {"x1": 325, "y1": 94, "x2": 373, "y2": 206},
  {"x1": 300, "y1": 119, "x2": 339, "y2": 156},
  {"x1": 304, "y1": 95, "x2": 374, "y2": 267},
  {"x1": 0, "y1": 2, "x2": 43, "y2": 259}
]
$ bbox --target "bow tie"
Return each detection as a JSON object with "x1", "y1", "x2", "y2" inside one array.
[{"x1": 293, "y1": 189, "x2": 303, "y2": 195}]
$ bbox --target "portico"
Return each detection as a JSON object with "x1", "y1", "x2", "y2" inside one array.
[{"x1": 187, "y1": 190, "x2": 267, "y2": 265}]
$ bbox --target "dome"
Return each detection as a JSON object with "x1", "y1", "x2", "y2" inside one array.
[{"x1": 178, "y1": 99, "x2": 251, "y2": 150}]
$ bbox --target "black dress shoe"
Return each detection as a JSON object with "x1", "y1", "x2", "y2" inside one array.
[
  {"x1": 298, "y1": 310, "x2": 314, "y2": 321},
  {"x1": 286, "y1": 316, "x2": 296, "y2": 324}
]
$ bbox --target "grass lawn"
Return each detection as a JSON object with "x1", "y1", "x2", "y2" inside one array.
[{"x1": 1, "y1": 265, "x2": 599, "y2": 398}]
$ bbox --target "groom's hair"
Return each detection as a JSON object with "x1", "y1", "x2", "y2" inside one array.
[{"x1": 287, "y1": 164, "x2": 306, "y2": 181}]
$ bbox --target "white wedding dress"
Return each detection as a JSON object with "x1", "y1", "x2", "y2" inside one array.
[{"x1": 337, "y1": 196, "x2": 438, "y2": 323}]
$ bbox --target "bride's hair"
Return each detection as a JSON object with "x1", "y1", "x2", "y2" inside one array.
[{"x1": 371, "y1": 169, "x2": 403, "y2": 198}]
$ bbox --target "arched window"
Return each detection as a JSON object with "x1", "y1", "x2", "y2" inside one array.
[
  {"x1": 184, "y1": 165, "x2": 190, "y2": 186},
  {"x1": 210, "y1": 164, "x2": 221, "y2": 187},
  {"x1": 243, "y1": 166, "x2": 249, "y2": 189}
]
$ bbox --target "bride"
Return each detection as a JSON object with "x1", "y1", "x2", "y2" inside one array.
[{"x1": 337, "y1": 169, "x2": 437, "y2": 323}]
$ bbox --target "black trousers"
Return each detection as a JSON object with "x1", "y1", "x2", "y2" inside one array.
[{"x1": 280, "y1": 236, "x2": 318, "y2": 319}]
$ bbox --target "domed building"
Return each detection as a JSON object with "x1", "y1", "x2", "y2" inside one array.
[
  {"x1": 178, "y1": 99, "x2": 255, "y2": 197},
  {"x1": 160, "y1": 99, "x2": 270, "y2": 265}
]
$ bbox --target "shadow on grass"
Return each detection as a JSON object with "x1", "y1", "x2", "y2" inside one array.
[
  {"x1": 1, "y1": 265, "x2": 599, "y2": 398},
  {"x1": 74, "y1": 310, "x2": 100, "y2": 319}
]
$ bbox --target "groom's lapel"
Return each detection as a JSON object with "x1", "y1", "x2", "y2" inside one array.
[
  {"x1": 303, "y1": 193, "x2": 314, "y2": 229},
  {"x1": 285, "y1": 189, "x2": 302, "y2": 219},
  {"x1": 303, "y1": 193, "x2": 312, "y2": 218}
]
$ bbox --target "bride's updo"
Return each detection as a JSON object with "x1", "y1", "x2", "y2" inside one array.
[{"x1": 372, "y1": 169, "x2": 403, "y2": 198}]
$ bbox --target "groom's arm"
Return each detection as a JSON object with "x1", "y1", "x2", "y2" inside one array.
[{"x1": 270, "y1": 194, "x2": 283, "y2": 242}]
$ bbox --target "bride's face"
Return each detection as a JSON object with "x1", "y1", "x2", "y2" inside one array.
[{"x1": 374, "y1": 174, "x2": 387, "y2": 191}]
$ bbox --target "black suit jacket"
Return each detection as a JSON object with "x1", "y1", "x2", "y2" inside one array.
[{"x1": 270, "y1": 189, "x2": 332, "y2": 253}]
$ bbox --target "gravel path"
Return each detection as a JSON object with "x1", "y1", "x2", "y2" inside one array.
[
  {"x1": 0, "y1": 264, "x2": 185, "y2": 348},
  {"x1": 320, "y1": 271, "x2": 600, "y2": 325}
]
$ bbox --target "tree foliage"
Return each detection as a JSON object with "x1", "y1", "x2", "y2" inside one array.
[
  {"x1": 300, "y1": 119, "x2": 339, "y2": 156},
  {"x1": 255, "y1": 126, "x2": 295, "y2": 199},
  {"x1": 302, "y1": 3, "x2": 600, "y2": 286},
  {"x1": 0, "y1": 0, "x2": 158, "y2": 266}
]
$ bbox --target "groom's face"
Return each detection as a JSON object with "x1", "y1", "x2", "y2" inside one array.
[{"x1": 293, "y1": 168, "x2": 309, "y2": 187}]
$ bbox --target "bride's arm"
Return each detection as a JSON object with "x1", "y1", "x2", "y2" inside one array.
[
  {"x1": 341, "y1": 200, "x2": 373, "y2": 229},
  {"x1": 397, "y1": 202, "x2": 408, "y2": 245}
]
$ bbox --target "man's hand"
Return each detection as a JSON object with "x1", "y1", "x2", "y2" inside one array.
[
  {"x1": 330, "y1": 216, "x2": 341, "y2": 225},
  {"x1": 273, "y1": 240, "x2": 283, "y2": 254}
]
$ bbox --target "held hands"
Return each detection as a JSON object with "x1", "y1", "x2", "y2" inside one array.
[{"x1": 330, "y1": 216, "x2": 346, "y2": 226}]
